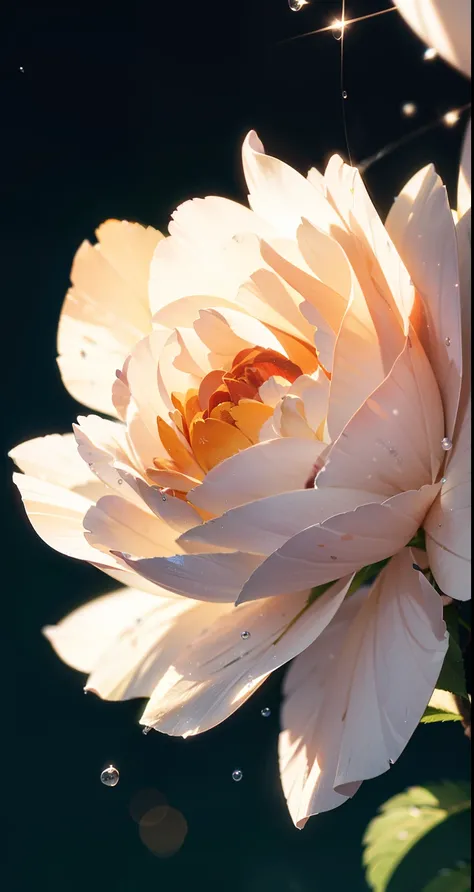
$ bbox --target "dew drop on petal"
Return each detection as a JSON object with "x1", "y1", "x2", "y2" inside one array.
[
  {"x1": 260, "y1": 707, "x2": 271, "y2": 718},
  {"x1": 117, "y1": 478, "x2": 123, "y2": 485},
  {"x1": 288, "y1": 0, "x2": 307, "y2": 10},
  {"x1": 142, "y1": 726, "x2": 152, "y2": 736},
  {"x1": 441, "y1": 437, "x2": 453, "y2": 451},
  {"x1": 232, "y1": 769, "x2": 243, "y2": 782},
  {"x1": 100, "y1": 765, "x2": 120, "y2": 787},
  {"x1": 241, "y1": 631, "x2": 251, "y2": 640},
  {"x1": 445, "y1": 337, "x2": 451, "y2": 346},
  {"x1": 441, "y1": 477, "x2": 447, "y2": 484},
  {"x1": 342, "y1": 90, "x2": 348, "y2": 99}
]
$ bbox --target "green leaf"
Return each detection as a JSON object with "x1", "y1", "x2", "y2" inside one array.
[
  {"x1": 422, "y1": 862, "x2": 471, "y2": 891},
  {"x1": 363, "y1": 783, "x2": 471, "y2": 892},
  {"x1": 421, "y1": 690, "x2": 463, "y2": 724},
  {"x1": 347, "y1": 558, "x2": 389, "y2": 595},
  {"x1": 437, "y1": 606, "x2": 467, "y2": 698}
]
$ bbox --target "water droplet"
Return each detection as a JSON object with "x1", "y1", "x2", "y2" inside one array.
[
  {"x1": 117, "y1": 478, "x2": 123, "y2": 485},
  {"x1": 261, "y1": 707, "x2": 271, "y2": 718},
  {"x1": 444, "y1": 336, "x2": 451, "y2": 346},
  {"x1": 288, "y1": 0, "x2": 308, "y2": 10},
  {"x1": 402, "y1": 102, "x2": 417, "y2": 118},
  {"x1": 161, "y1": 494, "x2": 167, "y2": 501},
  {"x1": 232, "y1": 769, "x2": 243, "y2": 782},
  {"x1": 409, "y1": 807, "x2": 421, "y2": 817},
  {"x1": 19, "y1": 66, "x2": 24, "y2": 73},
  {"x1": 142, "y1": 726, "x2": 152, "y2": 736},
  {"x1": 100, "y1": 765, "x2": 120, "y2": 787},
  {"x1": 441, "y1": 477, "x2": 447, "y2": 484},
  {"x1": 397, "y1": 830, "x2": 408, "y2": 840},
  {"x1": 83, "y1": 688, "x2": 88, "y2": 695},
  {"x1": 388, "y1": 759, "x2": 394, "y2": 766},
  {"x1": 423, "y1": 47, "x2": 437, "y2": 61},
  {"x1": 240, "y1": 631, "x2": 251, "y2": 640},
  {"x1": 441, "y1": 437, "x2": 452, "y2": 451},
  {"x1": 342, "y1": 90, "x2": 348, "y2": 100}
]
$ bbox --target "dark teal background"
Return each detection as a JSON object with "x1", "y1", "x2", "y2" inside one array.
[{"x1": 4, "y1": 1, "x2": 470, "y2": 889}]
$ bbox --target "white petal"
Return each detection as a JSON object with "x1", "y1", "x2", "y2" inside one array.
[
  {"x1": 242, "y1": 131, "x2": 340, "y2": 238},
  {"x1": 118, "y1": 551, "x2": 263, "y2": 602},
  {"x1": 394, "y1": 0, "x2": 471, "y2": 78},
  {"x1": 141, "y1": 575, "x2": 353, "y2": 736},
  {"x1": 386, "y1": 165, "x2": 462, "y2": 438},
  {"x1": 180, "y1": 488, "x2": 385, "y2": 555},
  {"x1": 320, "y1": 334, "x2": 444, "y2": 496},
  {"x1": 458, "y1": 118, "x2": 471, "y2": 218},
  {"x1": 9, "y1": 433, "x2": 106, "y2": 502},
  {"x1": 84, "y1": 495, "x2": 183, "y2": 558},
  {"x1": 238, "y1": 485, "x2": 440, "y2": 602},
  {"x1": 279, "y1": 549, "x2": 447, "y2": 826},
  {"x1": 12, "y1": 473, "x2": 120, "y2": 569},
  {"x1": 189, "y1": 437, "x2": 326, "y2": 515},
  {"x1": 424, "y1": 395, "x2": 471, "y2": 600},
  {"x1": 43, "y1": 587, "x2": 165, "y2": 673}
]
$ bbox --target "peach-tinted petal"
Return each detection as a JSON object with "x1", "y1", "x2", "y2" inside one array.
[
  {"x1": 235, "y1": 267, "x2": 316, "y2": 343},
  {"x1": 386, "y1": 165, "x2": 462, "y2": 439},
  {"x1": 117, "y1": 550, "x2": 263, "y2": 602},
  {"x1": 188, "y1": 437, "x2": 327, "y2": 515},
  {"x1": 115, "y1": 468, "x2": 202, "y2": 535},
  {"x1": 43, "y1": 587, "x2": 167, "y2": 674},
  {"x1": 238, "y1": 484, "x2": 440, "y2": 602},
  {"x1": 156, "y1": 416, "x2": 203, "y2": 478},
  {"x1": 394, "y1": 0, "x2": 470, "y2": 78},
  {"x1": 424, "y1": 395, "x2": 471, "y2": 600},
  {"x1": 57, "y1": 220, "x2": 161, "y2": 416},
  {"x1": 85, "y1": 598, "x2": 230, "y2": 701},
  {"x1": 193, "y1": 306, "x2": 285, "y2": 363},
  {"x1": 83, "y1": 495, "x2": 182, "y2": 558},
  {"x1": 146, "y1": 468, "x2": 201, "y2": 493},
  {"x1": 9, "y1": 433, "x2": 106, "y2": 502},
  {"x1": 279, "y1": 549, "x2": 447, "y2": 826},
  {"x1": 12, "y1": 473, "x2": 121, "y2": 569},
  {"x1": 319, "y1": 335, "x2": 444, "y2": 496},
  {"x1": 149, "y1": 197, "x2": 275, "y2": 317},
  {"x1": 140, "y1": 575, "x2": 353, "y2": 736},
  {"x1": 324, "y1": 156, "x2": 414, "y2": 333},
  {"x1": 242, "y1": 131, "x2": 340, "y2": 238},
  {"x1": 180, "y1": 487, "x2": 385, "y2": 556}
]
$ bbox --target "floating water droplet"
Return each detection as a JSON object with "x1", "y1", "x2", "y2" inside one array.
[
  {"x1": 232, "y1": 769, "x2": 243, "y2": 782},
  {"x1": 444, "y1": 336, "x2": 451, "y2": 346},
  {"x1": 19, "y1": 66, "x2": 24, "y2": 73},
  {"x1": 441, "y1": 477, "x2": 447, "y2": 484},
  {"x1": 402, "y1": 102, "x2": 417, "y2": 118},
  {"x1": 261, "y1": 707, "x2": 271, "y2": 718},
  {"x1": 409, "y1": 807, "x2": 421, "y2": 817},
  {"x1": 142, "y1": 726, "x2": 152, "y2": 736},
  {"x1": 240, "y1": 631, "x2": 251, "y2": 640},
  {"x1": 441, "y1": 437, "x2": 452, "y2": 451},
  {"x1": 100, "y1": 765, "x2": 120, "y2": 787},
  {"x1": 288, "y1": 0, "x2": 308, "y2": 10},
  {"x1": 342, "y1": 90, "x2": 348, "y2": 100}
]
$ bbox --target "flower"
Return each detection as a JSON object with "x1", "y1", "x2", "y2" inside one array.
[{"x1": 11, "y1": 131, "x2": 470, "y2": 827}]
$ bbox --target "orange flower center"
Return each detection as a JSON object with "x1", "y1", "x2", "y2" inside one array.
[{"x1": 153, "y1": 344, "x2": 317, "y2": 482}]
